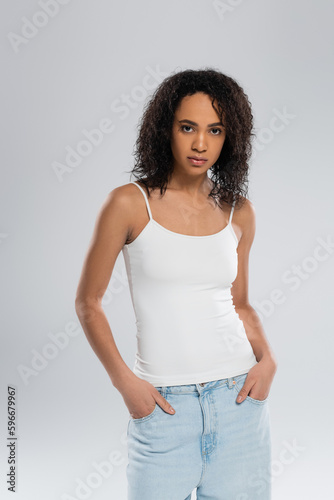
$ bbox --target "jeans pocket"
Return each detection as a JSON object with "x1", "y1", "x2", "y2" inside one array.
[
  {"x1": 130, "y1": 387, "x2": 163, "y2": 423},
  {"x1": 131, "y1": 403, "x2": 159, "y2": 423},
  {"x1": 245, "y1": 394, "x2": 268, "y2": 405},
  {"x1": 234, "y1": 373, "x2": 269, "y2": 405}
]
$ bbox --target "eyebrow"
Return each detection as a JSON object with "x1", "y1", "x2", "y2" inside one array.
[{"x1": 178, "y1": 119, "x2": 224, "y2": 127}]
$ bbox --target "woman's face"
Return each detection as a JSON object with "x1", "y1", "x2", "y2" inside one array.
[{"x1": 170, "y1": 92, "x2": 226, "y2": 175}]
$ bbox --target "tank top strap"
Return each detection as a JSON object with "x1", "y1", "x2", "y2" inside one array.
[
  {"x1": 228, "y1": 200, "x2": 235, "y2": 225},
  {"x1": 130, "y1": 181, "x2": 153, "y2": 220}
]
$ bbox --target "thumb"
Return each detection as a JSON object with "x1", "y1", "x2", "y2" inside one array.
[{"x1": 158, "y1": 395, "x2": 176, "y2": 415}]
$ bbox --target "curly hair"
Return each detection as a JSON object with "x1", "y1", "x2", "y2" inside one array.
[{"x1": 127, "y1": 67, "x2": 255, "y2": 209}]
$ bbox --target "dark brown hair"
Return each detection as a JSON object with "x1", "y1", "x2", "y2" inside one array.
[{"x1": 127, "y1": 67, "x2": 255, "y2": 208}]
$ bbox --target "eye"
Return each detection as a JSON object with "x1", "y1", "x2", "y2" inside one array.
[
  {"x1": 180, "y1": 125, "x2": 193, "y2": 133},
  {"x1": 210, "y1": 128, "x2": 222, "y2": 135},
  {"x1": 179, "y1": 125, "x2": 223, "y2": 135}
]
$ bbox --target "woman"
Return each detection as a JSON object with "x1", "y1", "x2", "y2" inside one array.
[{"x1": 75, "y1": 68, "x2": 278, "y2": 499}]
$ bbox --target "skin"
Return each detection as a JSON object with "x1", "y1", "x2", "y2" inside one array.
[{"x1": 75, "y1": 92, "x2": 277, "y2": 420}]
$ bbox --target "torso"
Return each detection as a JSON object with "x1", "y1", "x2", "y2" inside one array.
[
  {"x1": 121, "y1": 180, "x2": 257, "y2": 386},
  {"x1": 126, "y1": 180, "x2": 242, "y2": 245}
]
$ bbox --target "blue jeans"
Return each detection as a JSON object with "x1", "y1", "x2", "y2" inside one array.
[{"x1": 126, "y1": 372, "x2": 272, "y2": 499}]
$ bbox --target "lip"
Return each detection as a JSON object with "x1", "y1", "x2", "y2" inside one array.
[{"x1": 187, "y1": 156, "x2": 208, "y2": 166}]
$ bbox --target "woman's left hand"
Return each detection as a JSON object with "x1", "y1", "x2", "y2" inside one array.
[{"x1": 236, "y1": 356, "x2": 277, "y2": 403}]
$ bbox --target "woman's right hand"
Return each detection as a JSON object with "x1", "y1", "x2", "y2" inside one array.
[{"x1": 118, "y1": 375, "x2": 176, "y2": 419}]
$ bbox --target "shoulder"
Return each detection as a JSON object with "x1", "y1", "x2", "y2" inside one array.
[
  {"x1": 102, "y1": 181, "x2": 149, "y2": 231},
  {"x1": 213, "y1": 181, "x2": 255, "y2": 224},
  {"x1": 103, "y1": 182, "x2": 145, "y2": 211},
  {"x1": 90, "y1": 182, "x2": 146, "y2": 247},
  {"x1": 232, "y1": 196, "x2": 256, "y2": 244},
  {"x1": 234, "y1": 196, "x2": 255, "y2": 222},
  {"x1": 94, "y1": 183, "x2": 142, "y2": 234}
]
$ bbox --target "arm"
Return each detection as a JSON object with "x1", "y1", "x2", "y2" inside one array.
[
  {"x1": 231, "y1": 198, "x2": 278, "y2": 402},
  {"x1": 75, "y1": 186, "x2": 136, "y2": 390},
  {"x1": 75, "y1": 185, "x2": 176, "y2": 418}
]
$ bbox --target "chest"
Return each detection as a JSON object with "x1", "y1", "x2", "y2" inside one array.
[{"x1": 125, "y1": 223, "x2": 238, "y2": 288}]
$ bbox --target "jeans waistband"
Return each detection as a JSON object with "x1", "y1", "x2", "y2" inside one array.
[{"x1": 155, "y1": 372, "x2": 249, "y2": 396}]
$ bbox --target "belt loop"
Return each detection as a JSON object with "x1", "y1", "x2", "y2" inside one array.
[
  {"x1": 161, "y1": 386, "x2": 167, "y2": 399},
  {"x1": 227, "y1": 377, "x2": 234, "y2": 389}
]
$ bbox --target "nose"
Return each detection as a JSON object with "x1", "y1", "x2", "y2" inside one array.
[{"x1": 192, "y1": 132, "x2": 207, "y2": 153}]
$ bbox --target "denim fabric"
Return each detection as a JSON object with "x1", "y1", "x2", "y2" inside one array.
[{"x1": 126, "y1": 372, "x2": 272, "y2": 499}]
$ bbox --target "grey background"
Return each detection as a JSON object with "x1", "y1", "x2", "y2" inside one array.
[{"x1": 1, "y1": 0, "x2": 333, "y2": 498}]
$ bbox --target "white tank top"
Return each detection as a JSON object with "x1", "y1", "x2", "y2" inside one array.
[{"x1": 122, "y1": 181, "x2": 258, "y2": 387}]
